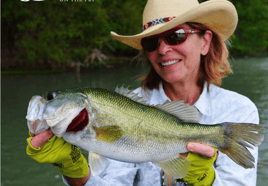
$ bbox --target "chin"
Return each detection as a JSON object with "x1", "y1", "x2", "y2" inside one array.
[{"x1": 162, "y1": 72, "x2": 185, "y2": 82}]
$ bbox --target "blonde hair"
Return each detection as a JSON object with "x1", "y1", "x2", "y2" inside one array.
[{"x1": 140, "y1": 22, "x2": 233, "y2": 89}]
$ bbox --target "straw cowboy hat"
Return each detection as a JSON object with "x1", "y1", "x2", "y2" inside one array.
[{"x1": 111, "y1": 0, "x2": 238, "y2": 50}]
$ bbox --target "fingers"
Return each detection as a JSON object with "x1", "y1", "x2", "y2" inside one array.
[
  {"x1": 186, "y1": 142, "x2": 215, "y2": 158},
  {"x1": 30, "y1": 129, "x2": 54, "y2": 149}
]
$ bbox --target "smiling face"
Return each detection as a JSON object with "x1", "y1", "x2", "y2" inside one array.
[{"x1": 146, "y1": 23, "x2": 212, "y2": 86}]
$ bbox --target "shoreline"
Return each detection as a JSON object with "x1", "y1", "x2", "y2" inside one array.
[
  {"x1": 1, "y1": 59, "x2": 133, "y2": 75},
  {"x1": 2, "y1": 56, "x2": 267, "y2": 75}
]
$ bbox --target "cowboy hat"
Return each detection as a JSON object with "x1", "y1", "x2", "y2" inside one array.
[{"x1": 110, "y1": 0, "x2": 238, "y2": 50}]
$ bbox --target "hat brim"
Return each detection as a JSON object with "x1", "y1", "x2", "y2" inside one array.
[{"x1": 111, "y1": 0, "x2": 238, "y2": 50}]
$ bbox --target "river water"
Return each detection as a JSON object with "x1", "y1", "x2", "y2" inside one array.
[{"x1": 2, "y1": 57, "x2": 268, "y2": 186}]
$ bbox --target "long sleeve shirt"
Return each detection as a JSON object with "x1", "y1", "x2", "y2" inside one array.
[{"x1": 63, "y1": 82, "x2": 259, "y2": 186}]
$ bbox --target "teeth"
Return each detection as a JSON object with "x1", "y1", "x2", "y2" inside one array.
[{"x1": 161, "y1": 60, "x2": 180, "y2": 66}]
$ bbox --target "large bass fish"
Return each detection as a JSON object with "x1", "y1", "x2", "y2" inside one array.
[{"x1": 26, "y1": 86, "x2": 264, "y2": 178}]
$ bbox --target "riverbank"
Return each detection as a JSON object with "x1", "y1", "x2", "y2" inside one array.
[
  {"x1": 1, "y1": 59, "x2": 134, "y2": 75},
  {"x1": 3, "y1": 56, "x2": 267, "y2": 75}
]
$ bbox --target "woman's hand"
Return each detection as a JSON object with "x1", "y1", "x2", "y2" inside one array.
[
  {"x1": 162, "y1": 142, "x2": 217, "y2": 186},
  {"x1": 181, "y1": 142, "x2": 218, "y2": 185},
  {"x1": 29, "y1": 129, "x2": 54, "y2": 148},
  {"x1": 182, "y1": 142, "x2": 216, "y2": 158},
  {"x1": 26, "y1": 129, "x2": 90, "y2": 186}
]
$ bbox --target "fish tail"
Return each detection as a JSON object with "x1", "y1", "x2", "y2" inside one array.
[{"x1": 218, "y1": 123, "x2": 264, "y2": 168}]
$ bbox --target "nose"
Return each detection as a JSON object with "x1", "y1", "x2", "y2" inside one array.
[{"x1": 157, "y1": 38, "x2": 172, "y2": 55}]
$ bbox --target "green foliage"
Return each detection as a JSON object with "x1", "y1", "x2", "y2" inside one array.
[
  {"x1": 230, "y1": 0, "x2": 268, "y2": 56},
  {"x1": 2, "y1": 0, "x2": 267, "y2": 70},
  {"x1": 2, "y1": 1, "x2": 110, "y2": 68},
  {"x1": 102, "y1": 0, "x2": 146, "y2": 51},
  {"x1": 2, "y1": 0, "x2": 147, "y2": 69}
]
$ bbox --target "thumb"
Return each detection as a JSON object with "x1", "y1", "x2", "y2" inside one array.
[
  {"x1": 186, "y1": 142, "x2": 215, "y2": 158},
  {"x1": 30, "y1": 129, "x2": 54, "y2": 149}
]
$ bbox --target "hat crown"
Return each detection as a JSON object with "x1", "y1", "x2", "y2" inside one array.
[{"x1": 143, "y1": 0, "x2": 199, "y2": 25}]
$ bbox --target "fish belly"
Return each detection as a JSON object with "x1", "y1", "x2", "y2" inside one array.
[{"x1": 81, "y1": 135, "x2": 188, "y2": 163}]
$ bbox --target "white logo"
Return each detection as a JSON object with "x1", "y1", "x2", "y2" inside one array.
[{"x1": 20, "y1": 0, "x2": 44, "y2": 2}]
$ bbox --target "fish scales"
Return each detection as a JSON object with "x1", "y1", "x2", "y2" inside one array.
[
  {"x1": 83, "y1": 88, "x2": 224, "y2": 161},
  {"x1": 26, "y1": 87, "x2": 264, "y2": 178}
]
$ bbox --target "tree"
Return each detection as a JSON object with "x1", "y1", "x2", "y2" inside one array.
[
  {"x1": 230, "y1": 0, "x2": 268, "y2": 56},
  {"x1": 2, "y1": 0, "x2": 267, "y2": 70}
]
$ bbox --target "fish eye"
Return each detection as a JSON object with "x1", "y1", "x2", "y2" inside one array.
[{"x1": 44, "y1": 92, "x2": 56, "y2": 101}]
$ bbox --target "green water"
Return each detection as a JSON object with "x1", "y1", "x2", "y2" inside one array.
[{"x1": 1, "y1": 58, "x2": 268, "y2": 186}]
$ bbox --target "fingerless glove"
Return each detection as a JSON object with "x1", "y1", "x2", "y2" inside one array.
[
  {"x1": 182, "y1": 148, "x2": 217, "y2": 185},
  {"x1": 26, "y1": 135, "x2": 89, "y2": 178}
]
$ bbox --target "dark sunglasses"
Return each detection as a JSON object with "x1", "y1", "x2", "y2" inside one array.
[{"x1": 141, "y1": 27, "x2": 201, "y2": 52}]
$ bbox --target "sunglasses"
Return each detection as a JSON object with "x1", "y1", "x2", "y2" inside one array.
[{"x1": 141, "y1": 27, "x2": 201, "y2": 52}]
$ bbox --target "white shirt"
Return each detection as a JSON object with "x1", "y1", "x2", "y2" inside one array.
[{"x1": 64, "y1": 82, "x2": 259, "y2": 186}]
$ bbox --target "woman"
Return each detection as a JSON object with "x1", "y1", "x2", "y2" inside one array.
[{"x1": 27, "y1": 0, "x2": 260, "y2": 185}]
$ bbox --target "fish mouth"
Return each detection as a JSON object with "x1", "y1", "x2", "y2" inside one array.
[{"x1": 66, "y1": 108, "x2": 89, "y2": 132}]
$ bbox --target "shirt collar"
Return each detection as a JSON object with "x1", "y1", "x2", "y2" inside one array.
[
  {"x1": 148, "y1": 82, "x2": 170, "y2": 105},
  {"x1": 150, "y1": 81, "x2": 211, "y2": 116}
]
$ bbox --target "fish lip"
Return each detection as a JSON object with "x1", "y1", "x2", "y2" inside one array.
[{"x1": 66, "y1": 108, "x2": 89, "y2": 132}]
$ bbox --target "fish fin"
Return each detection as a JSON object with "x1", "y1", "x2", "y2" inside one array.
[
  {"x1": 154, "y1": 155, "x2": 191, "y2": 179},
  {"x1": 115, "y1": 86, "x2": 199, "y2": 122},
  {"x1": 88, "y1": 152, "x2": 109, "y2": 176},
  {"x1": 219, "y1": 123, "x2": 264, "y2": 168},
  {"x1": 115, "y1": 85, "x2": 148, "y2": 104},
  {"x1": 93, "y1": 126, "x2": 123, "y2": 143},
  {"x1": 115, "y1": 85, "x2": 131, "y2": 95},
  {"x1": 155, "y1": 101, "x2": 199, "y2": 123}
]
